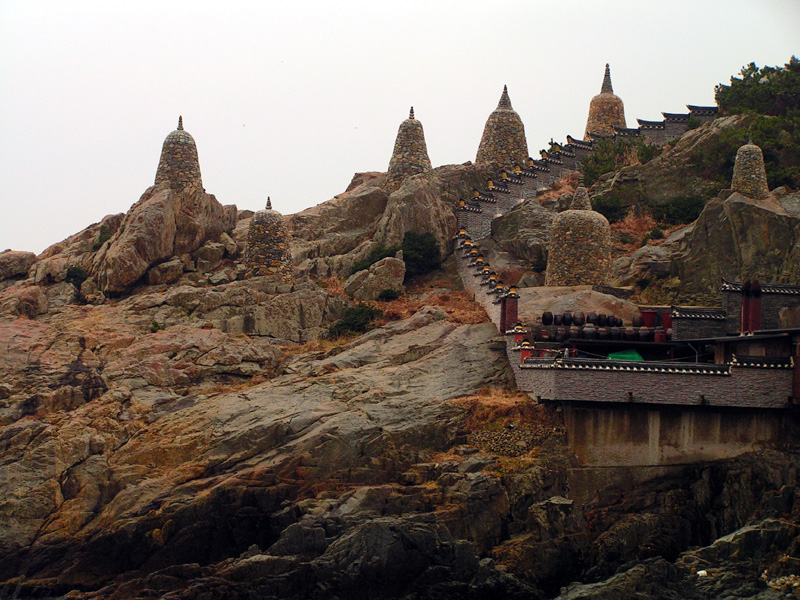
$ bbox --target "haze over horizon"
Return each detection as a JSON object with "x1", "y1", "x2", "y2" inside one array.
[{"x1": 1, "y1": 0, "x2": 798, "y2": 255}]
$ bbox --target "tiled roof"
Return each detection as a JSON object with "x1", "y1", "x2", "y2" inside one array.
[
  {"x1": 671, "y1": 307, "x2": 727, "y2": 320},
  {"x1": 521, "y1": 358, "x2": 731, "y2": 376}
]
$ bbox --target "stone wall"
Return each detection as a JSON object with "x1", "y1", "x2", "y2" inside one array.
[
  {"x1": 723, "y1": 288, "x2": 800, "y2": 332},
  {"x1": 671, "y1": 314, "x2": 729, "y2": 340},
  {"x1": 563, "y1": 403, "x2": 789, "y2": 466},
  {"x1": 515, "y1": 360, "x2": 791, "y2": 409}
]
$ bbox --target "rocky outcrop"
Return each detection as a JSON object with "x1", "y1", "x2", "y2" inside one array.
[
  {"x1": 0, "y1": 250, "x2": 36, "y2": 280},
  {"x1": 0, "y1": 306, "x2": 515, "y2": 597},
  {"x1": 591, "y1": 115, "x2": 750, "y2": 212},
  {"x1": 91, "y1": 186, "x2": 234, "y2": 293},
  {"x1": 673, "y1": 187, "x2": 800, "y2": 303},
  {"x1": 518, "y1": 287, "x2": 642, "y2": 324},
  {"x1": 373, "y1": 174, "x2": 457, "y2": 257},
  {"x1": 490, "y1": 197, "x2": 556, "y2": 268},
  {"x1": 344, "y1": 256, "x2": 405, "y2": 300}
]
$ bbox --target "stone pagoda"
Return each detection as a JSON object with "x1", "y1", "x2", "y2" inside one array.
[
  {"x1": 154, "y1": 116, "x2": 203, "y2": 191},
  {"x1": 243, "y1": 197, "x2": 295, "y2": 283},
  {"x1": 386, "y1": 107, "x2": 432, "y2": 192},
  {"x1": 545, "y1": 180, "x2": 611, "y2": 286},
  {"x1": 731, "y1": 139, "x2": 770, "y2": 200},
  {"x1": 476, "y1": 85, "x2": 528, "y2": 167},
  {"x1": 584, "y1": 64, "x2": 627, "y2": 140}
]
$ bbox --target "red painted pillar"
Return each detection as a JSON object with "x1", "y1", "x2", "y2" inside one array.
[
  {"x1": 740, "y1": 280, "x2": 751, "y2": 334},
  {"x1": 793, "y1": 340, "x2": 800, "y2": 405},
  {"x1": 748, "y1": 280, "x2": 762, "y2": 333},
  {"x1": 501, "y1": 287, "x2": 519, "y2": 333}
]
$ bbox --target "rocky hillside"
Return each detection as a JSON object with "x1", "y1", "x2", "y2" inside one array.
[{"x1": 1, "y1": 60, "x2": 799, "y2": 597}]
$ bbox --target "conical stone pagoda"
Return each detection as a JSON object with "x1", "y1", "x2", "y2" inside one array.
[
  {"x1": 731, "y1": 139, "x2": 770, "y2": 200},
  {"x1": 545, "y1": 180, "x2": 611, "y2": 286},
  {"x1": 155, "y1": 116, "x2": 203, "y2": 191},
  {"x1": 386, "y1": 107, "x2": 432, "y2": 192},
  {"x1": 243, "y1": 197, "x2": 295, "y2": 283},
  {"x1": 476, "y1": 85, "x2": 528, "y2": 167},
  {"x1": 584, "y1": 64, "x2": 627, "y2": 140}
]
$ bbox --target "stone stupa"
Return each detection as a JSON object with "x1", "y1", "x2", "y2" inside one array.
[
  {"x1": 545, "y1": 180, "x2": 611, "y2": 286},
  {"x1": 154, "y1": 116, "x2": 203, "y2": 191},
  {"x1": 584, "y1": 64, "x2": 627, "y2": 140},
  {"x1": 731, "y1": 139, "x2": 770, "y2": 200},
  {"x1": 386, "y1": 107, "x2": 432, "y2": 191},
  {"x1": 476, "y1": 85, "x2": 528, "y2": 167},
  {"x1": 243, "y1": 197, "x2": 295, "y2": 283}
]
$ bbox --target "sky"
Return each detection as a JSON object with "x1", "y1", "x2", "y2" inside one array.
[{"x1": 1, "y1": 0, "x2": 798, "y2": 255}]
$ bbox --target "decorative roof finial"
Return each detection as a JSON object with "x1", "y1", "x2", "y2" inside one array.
[
  {"x1": 266, "y1": 196, "x2": 272, "y2": 210},
  {"x1": 498, "y1": 85, "x2": 512, "y2": 109},
  {"x1": 601, "y1": 64, "x2": 613, "y2": 94},
  {"x1": 177, "y1": 115, "x2": 184, "y2": 130},
  {"x1": 409, "y1": 106, "x2": 415, "y2": 119},
  {"x1": 578, "y1": 174, "x2": 585, "y2": 187}
]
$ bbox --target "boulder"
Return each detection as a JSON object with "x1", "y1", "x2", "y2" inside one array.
[
  {"x1": 673, "y1": 189, "x2": 800, "y2": 303},
  {"x1": 0, "y1": 285, "x2": 48, "y2": 317},
  {"x1": 195, "y1": 242, "x2": 225, "y2": 273},
  {"x1": 343, "y1": 257, "x2": 405, "y2": 301},
  {"x1": 373, "y1": 175, "x2": 457, "y2": 258},
  {"x1": 91, "y1": 186, "x2": 228, "y2": 293},
  {"x1": 0, "y1": 251, "x2": 37, "y2": 280},
  {"x1": 518, "y1": 287, "x2": 641, "y2": 324},
  {"x1": 491, "y1": 198, "x2": 556, "y2": 268},
  {"x1": 146, "y1": 258, "x2": 184, "y2": 285}
]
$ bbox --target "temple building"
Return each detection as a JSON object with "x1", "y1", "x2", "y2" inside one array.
[
  {"x1": 545, "y1": 181, "x2": 611, "y2": 286},
  {"x1": 476, "y1": 85, "x2": 528, "y2": 167},
  {"x1": 731, "y1": 139, "x2": 770, "y2": 200},
  {"x1": 386, "y1": 107, "x2": 432, "y2": 191},
  {"x1": 154, "y1": 116, "x2": 203, "y2": 191},
  {"x1": 584, "y1": 64, "x2": 627, "y2": 140},
  {"x1": 243, "y1": 197, "x2": 295, "y2": 283}
]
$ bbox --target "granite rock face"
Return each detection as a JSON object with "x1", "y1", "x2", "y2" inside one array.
[
  {"x1": 0, "y1": 250, "x2": 36, "y2": 280},
  {"x1": 673, "y1": 188, "x2": 800, "y2": 303},
  {"x1": 490, "y1": 198, "x2": 557, "y2": 268},
  {"x1": 590, "y1": 115, "x2": 750, "y2": 213},
  {"x1": 344, "y1": 256, "x2": 405, "y2": 300},
  {"x1": 91, "y1": 186, "x2": 231, "y2": 293}
]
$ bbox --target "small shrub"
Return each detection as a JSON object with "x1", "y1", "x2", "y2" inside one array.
[
  {"x1": 377, "y1": 289, "x2": 401, "y2": 301},
  {"x1": 402, "y1": 231, "x2": 441, "y2": 279},
  {"x1": 327, "y1": 305, "x2": 382, "y2": 339},
  {"x1": 351, "y1": 245, "x2": 400, "y2": 274},
  {"x1": 149, "y1": 320, "x2": 165, "y2": 333},
  {"x1": 591, "y1": 195, "x2": 627, "y2": 223},
  {"x1": 641, "y1": 226, "x2": 665, "y2": 246},
  {"x1": 65, "y1": 266, "x2": 88, "y2": 288},
  {"x1": 652, "y1": 197, "x2": 706, "y2": 225},
  {"x1": 92, "y1": 225, "x2": 112, "y2": 250}
]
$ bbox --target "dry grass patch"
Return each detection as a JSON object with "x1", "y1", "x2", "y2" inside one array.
[
  {"x1": 371, "y1": 290, "x2": 489, "y2": 325},
  {"x1": 450, "y1": 387, "x2": 556, "y2": 431},
  {"x1": 536, "y1": 172, "x2": 579, "y2": 205}
]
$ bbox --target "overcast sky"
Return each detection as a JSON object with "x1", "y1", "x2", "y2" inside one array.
[{"x1": 1, "y1": 0, "x2": 798, "y2": 254}]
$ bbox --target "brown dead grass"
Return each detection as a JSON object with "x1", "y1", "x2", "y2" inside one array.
[
  {"x1": 450, "y1": 386, "x2": 560, "y2": 431},
  {"x1": 496, "y1": 268, "x2": 527, "y2": 287},
  {"x1": 370, "y1": 289, "x2": 489, "y2": 325},
  {"x1": 316, "y1": 276, "x2": 349, "y2": 300},
  {"x1": 536, "y1": 172, "x2": 579, "y2": 204},
  {"x1": 612, "y1": 210, "x2": 686, "y2": 254}
]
